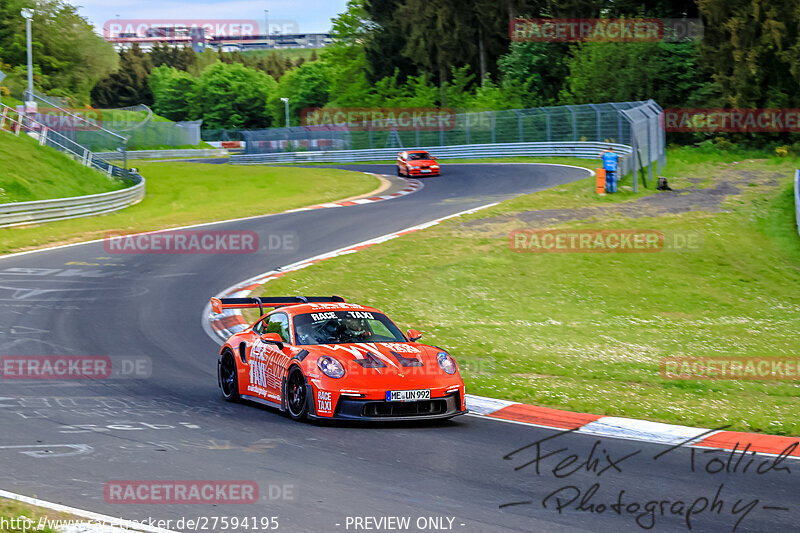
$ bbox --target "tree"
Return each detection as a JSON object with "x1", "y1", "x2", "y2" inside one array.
[
  {"x1": 697, "y1": 0, "x2": 800, "y2": 108},
  {"x1": 149, "y1": 65, "x2": 196, "y2": 121},
  {"x1": 271, "y1": 61, "x2": 332, "y2": 125},
  {"x1": 362, "y1": 0, "x2": 414, "y2": 82},
  {"x1": 91, "y1": 44, "x2": 152, "y2": 107},
  {"x1": 149, "y1": 43, "x2": 195, "y2": 71},
  {"x1": 0, "y1": 0, "x2": 118, "y2": 103},
  {"x1": 322, "y1": 0, "x2": 376, "y2": 106},
  {"x1": 188, "y1": 62, "x2": 277, "y2": 129},
  {"x1": 498, "y1": 42, "x2": 570, "y2": 107},
  {"x1": 558, "y1": 41, "x2": 716, "y2": 109}
]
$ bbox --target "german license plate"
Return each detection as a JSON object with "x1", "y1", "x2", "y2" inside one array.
[
  {"x1": 386, "y1": 389, "x2": 431, "y2": 402},
  {"x1": 421, "y1": 169, "x2": 432, "y2": 173}
]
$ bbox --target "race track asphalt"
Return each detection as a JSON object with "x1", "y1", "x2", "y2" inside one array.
[{"x1": 0, "y1": 163, "x2": 796, "y2": 533}]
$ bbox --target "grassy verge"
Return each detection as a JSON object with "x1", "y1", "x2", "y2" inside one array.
[
  {"x1": 0, "y1": 161, "x2": 379, "y2": 255},
  {"x1": 0, "y1": 133, "x2": 124, "y2": 203},
  {"x1": 252, "y1": 148, "x2": 800, "y2": 435},
  {"x1": 0, "y1": 498, "x2": 68, "y2": 533}
]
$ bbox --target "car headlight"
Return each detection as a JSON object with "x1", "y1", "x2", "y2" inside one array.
[
  {"x1": 437, "y1": 352, "x2": 457, "y2": 374},
  {"x1": 317, "y1": 356, "x2": 345, "y2": 378}
]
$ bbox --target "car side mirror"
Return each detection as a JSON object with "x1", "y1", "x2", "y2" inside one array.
[
  {"x1": 432, "y1": 156, "x2": 437, "y2": 160},
  {"x1": 261, "y1": 333, "x2": 284, "y2": 350},
  {"x1": 407, "y1": 329, "x2": 422, "y2": 342}
]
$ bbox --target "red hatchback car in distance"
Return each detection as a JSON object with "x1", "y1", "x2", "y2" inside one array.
[{"x1": 397, "y1": 150, "x2": 440, "y2": 177}]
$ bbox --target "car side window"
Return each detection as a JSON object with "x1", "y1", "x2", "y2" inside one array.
[{"x1": 266, "y1": 313, "x2": 291, "y2": 343}]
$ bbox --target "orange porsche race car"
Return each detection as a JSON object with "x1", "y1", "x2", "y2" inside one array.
[
  {"x1": 211, "y1": 296, "x2": 467, "y2": 422},
  {"x1": 396, "y1": 150, "x2": 440, "y2": 177}
]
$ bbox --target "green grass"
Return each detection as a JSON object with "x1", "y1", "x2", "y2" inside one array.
[
  {"x1": 0, "y1": 498, "x2": 65, "y2": 533},
  {"x1": 0, "y1": 133, "x2": 125, "y2": 203},
  {"x1": 0, "y1": 160, "x2": 379, "y2": 255},
  {"x1": 252, "y1": 149, "x2": 800, "y2": 435}
]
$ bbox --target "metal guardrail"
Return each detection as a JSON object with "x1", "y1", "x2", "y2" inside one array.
[
  {"x1": 0, "y1": 176, "x2": 145, "y2": 228},
  {"x1": 795, "y1": 169, "x2": 800, "y2": 237},
  {"x1": 231, "y1": 141, "x2": 634, "y2": 175},
  {"x1": 94, "y1": 148, "x2": 228, "y2": 160}
]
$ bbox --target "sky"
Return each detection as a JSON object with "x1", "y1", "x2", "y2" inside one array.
[{"x1": 66, "y1": 0, "x2": 350, "y2": 34}]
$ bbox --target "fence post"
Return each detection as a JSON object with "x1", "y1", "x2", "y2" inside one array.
[
  {"x1": 39, "y1": 127, "x2": 48, "y2": 146},
  {"x1": 567, "y1": 105, "x2": 577, "y2": 141},
  {"x1": 515, "y1": 109, "x2": 523, "y2": 142},
  {"x1": 545, "y1": 108, "x2": 551, "y2": 142},
  {"x1": 465, "y1": 113, "x2": 470, "y2": 145},
  {"x1": 590, "y1": 104, "x2": 601, "y2": 141},
  {"x1": 440, "y1": 115, "x2": 445, "y2": 146},
  {"x1": 488, "y1": 111, "x2": 496, "y2": 144}
]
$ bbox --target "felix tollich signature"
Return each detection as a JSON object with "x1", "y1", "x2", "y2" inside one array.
[{"x1": 500, "y1": 426, "x2": 798, "y2": 531}]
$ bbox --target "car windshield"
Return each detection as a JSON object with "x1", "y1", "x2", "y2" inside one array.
[
  {"x1": 293, "y1": 310, "x2": 407, "y2": 345},
  {"x1": 408, "y1": 152, "x2": 430, "y2": 160}
]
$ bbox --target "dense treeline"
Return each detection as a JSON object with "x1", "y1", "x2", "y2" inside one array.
[
  {"x1": 1, "y1": 0, "x2": 798, "y2": 150},
  {"x1": 89, "y1": 44, "x2": 315, "y2": 129}
]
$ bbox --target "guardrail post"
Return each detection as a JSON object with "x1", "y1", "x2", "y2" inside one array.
[{"x1": 39, "y1": 127, "x2": 48, "y2": 146}]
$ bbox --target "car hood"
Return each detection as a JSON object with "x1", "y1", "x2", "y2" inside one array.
[
  {"x1": 406, "y1": 159, "x2": 437, "y2": 166},
  {"x1": 308, "y1": 341, "x2": 453, "y2": 378}
]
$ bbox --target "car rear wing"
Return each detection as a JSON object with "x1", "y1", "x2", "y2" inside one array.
[{"x1": 210, "y1": 296, "x2": 346, "y2": 316}]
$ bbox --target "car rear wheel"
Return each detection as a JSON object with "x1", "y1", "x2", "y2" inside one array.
[
  {"x1": 286, "y1": 367, "x2": 308, "y2": 421},
  {"x1": 219, "y1": 350, "x2": 240, "y2": 401}
]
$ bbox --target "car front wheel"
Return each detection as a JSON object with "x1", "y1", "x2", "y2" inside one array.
[
  {"x1": 219, "y1": 350, "x2": 240, "y2": 401},
  {"x1": 286, "y1": 367, "x2": 309, "y2": 421}
]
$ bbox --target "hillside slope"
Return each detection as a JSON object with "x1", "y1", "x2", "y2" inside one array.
[{"x1": 0, "y1": 132, "x2": 124, "y2": 204}]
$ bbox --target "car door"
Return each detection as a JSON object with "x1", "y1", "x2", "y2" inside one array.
[{"x1": 248, "y1": 312, "x2": 292, "y2": 403}]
